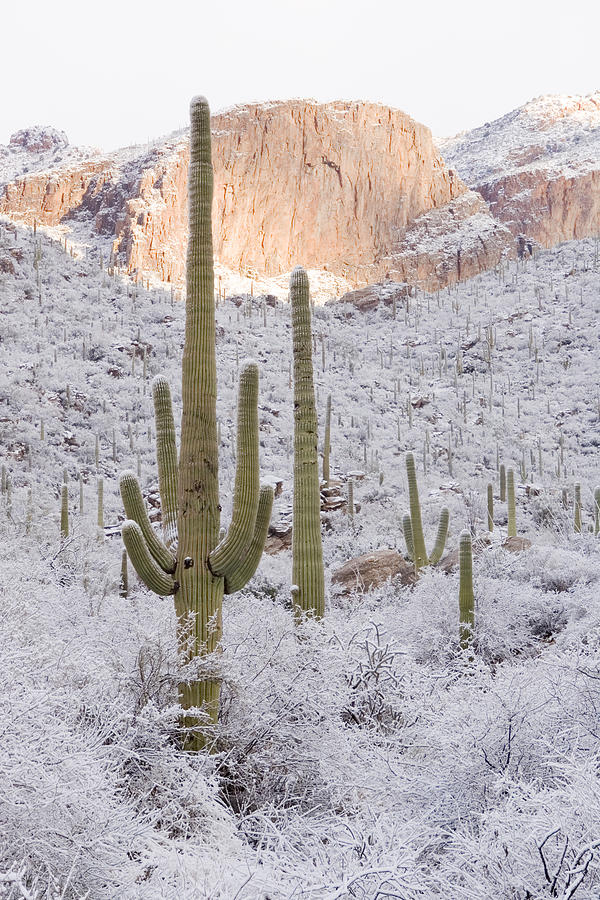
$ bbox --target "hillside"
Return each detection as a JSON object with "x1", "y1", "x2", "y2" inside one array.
[
  {"x1": 440, "y1": 90, "x2": 600, "y2": 247},
  {"x1": 1, "y1": 213, "x2": 600, "y2": 897}
]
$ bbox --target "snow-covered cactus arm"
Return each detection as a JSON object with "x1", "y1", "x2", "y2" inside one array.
[
  {"x1": 224, "y1": 485, "x2": 274, "y2": 594},
  {"x1": 121, "y1": 520, "x2": 176, "y2": 596},
  {"x1": 402, "y1": 513, "x2": 414, "y2": 561},
  {"x1": 152, "y1": 375, "x2": 179, "y2": 550},
  {"x1": 209, "y1": 360, "x2": 261, "y2": 583},
  {"x1": 291, "y1": 265, "x2": 325, "y2": 618},
  {"x1": 119, "y1": 470, "x2": 176, "y2": 573},
  {"x1": 429, "y1": 506, "x2": 449, "y2": 566}
]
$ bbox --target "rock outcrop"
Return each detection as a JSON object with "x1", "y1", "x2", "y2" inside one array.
[
  {"x1": 0, "y1": 99, "x2": 512, "y2": 291},
  {"x1": 440, "y1": 91, "x2": 600, "y2": 248}
]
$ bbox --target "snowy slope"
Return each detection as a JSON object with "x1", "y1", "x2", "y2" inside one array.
[
  {"x1": 439, "y1": 90, "x2": 600, "y2": 183},
  {"x1": 1, "y1": 216, "x2": 600, "y2": 897}
]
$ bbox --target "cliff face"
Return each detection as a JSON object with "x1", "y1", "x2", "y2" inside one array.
[
  {"x1": 0, "y1": 100, "x2": 512, "y2": 291},
  {"x1": 440, "y1": 91, "x2": 600, "y2": 247}
]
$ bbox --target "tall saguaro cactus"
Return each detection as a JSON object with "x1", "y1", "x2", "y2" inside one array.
[
  {"x1": 458, "y1": 529, "x2": 475, "y2": 649},
  {"x1": 120, "y1": 97, "x2": 273, "y2": 749},
  {"x1": 291, "y1": 266, "x2": 325, "y2": 618}
]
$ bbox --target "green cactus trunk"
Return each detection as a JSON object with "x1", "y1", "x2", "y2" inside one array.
[
  {"x1": 60, "y1": 484, "x2": 69, "y2": 539},
  {"x1": 119, "y1": 97, "x2": 273, "y2": 750},
  {"x1": 574, "y1": 482, "x2": 582, "y2": 533},
  {"x1": 507, "y1": 468, "x2": 516, "y2": 537},
  {"x1": 323, "y1": 394, "x2": 331, "y2": 486},
  {"x1": 458, "y1": 529, "x2": 475, "y2": 649},
  {"x1": 291, "y1": 266, "x2": 325, "y2": 619},
  {"x1": 406, "y1": 452, "x2": 429, "y2": 570},
  {"x1": 175, "y1": 96, "x2": 224, "y2": 736},
  {"x1": 487, "y1": 482, "x2": 494, "y2": 532},
  {"x1": 594, "y1": 486, "x2": 600, "y2": 535},
  {"x1": 500, "y1": 463, "x2": 506, "y2": 503}
]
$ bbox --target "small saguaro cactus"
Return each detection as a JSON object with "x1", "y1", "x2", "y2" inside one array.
[
  {"x1": 322, "y1": 394, "x2": 332, "y2": 486},
  {"x1": 487, "y1": 482, "x2": 494, "y2": 532},
  {"x1": 574, "y1": 482, "x2": 582, "y2": 533},
  {"x1": 458, "y1": 529, "x2": 475, "y2": 649},
  {"x1": 507, "y1": 468, "x2": 517, "y2": 537},
  {"x1": 404, "y1": 452, "x2": 449, "y2": 572},
  {"x1": 499, "y1": 463, "x2": 506, "y2": 503},
  {"x1": 119, "y1": 97, "x2": 273, "y2": 748},
  {"x1": 60, "y1": 484, "x2": 69, "y2": 539},
  {"x1": 119, "y1": 550, "x2": 128, "y2": 599},
  {"x1": 290, "y1": 266, "x2": 325, "y2": 619},
  {"x1": 594, "y1": 486, "x2": 600, "y2": 536}
]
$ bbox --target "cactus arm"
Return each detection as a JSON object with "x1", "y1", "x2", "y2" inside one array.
[
  {"x1": 290, "y1": 266, "x2": 325, "y2": 618},
  {"x1": 402, "y1": 513, "x2": 414, "y2": 561},
  {"x1": 119, "y1": 549, "x2": 129, "y2": 598},
  {"x1": 224, "y1": 485, "x2": 274, "y2": 594},
  {"x1": 122, "y1": 520, "x2": 177, "y2": 596},
  {"x1": 152, "y1": 375, "x2": 179, "y2": 549},
  {"x1": 429, "y1": 506, "x2": 449, "y2": 566},
  {"x1": 119, "y1": 470, "x2": 176, "y2": 573},
  {"x1": 507, "y1": 468, "x2": 517, "y2": 537},
  {"x1": 209, "y1": 361, "x2": 260, "y2": 578},
  {"x1": 458, "y1": 529, "x2": 475, "y2": 649},
  {"x1": 406, "y1": 452, "x2": 428, "y2": 569}
]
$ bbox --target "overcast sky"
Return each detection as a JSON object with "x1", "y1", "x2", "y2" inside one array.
[{"x1": 3, "y1": 0, "x2": 599, "y2": 150}]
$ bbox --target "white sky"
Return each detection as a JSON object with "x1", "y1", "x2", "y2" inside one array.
[{"x1": 3, "y1": 0, "x2": 599, "y2": 150}]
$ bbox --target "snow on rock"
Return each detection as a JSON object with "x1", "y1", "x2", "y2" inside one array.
[{"x1": 439, "y1": 90, "x2": 600, "y2": 247}]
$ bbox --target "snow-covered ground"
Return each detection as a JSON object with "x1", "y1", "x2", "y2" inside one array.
[{"x1": 1, "y1": 216, "x2": 600, "y2": 897}]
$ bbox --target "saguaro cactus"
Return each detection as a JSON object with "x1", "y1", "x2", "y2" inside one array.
[
  {"x1": 487, "y1": 482, "x2": 494, "y2": 532},
  {"x1": 594, "y1": 486, "x2": 600, "y2": 535},
  {"x1": 60, "y1": 484, "x2": 69, "y2": 539},
  {"x1": 119, "y1": 97, "x2": 273, "y2": 748},
  {"x1": 458, "y1": 529, "x2": 475, "y2": 649},
  {"x1": 574, "y1": 482, "x2": 582, "y2": 533},
  {"x1": 507, "y1": 468, "x2": 516, "y2": 537},
  {"x1": 404, "y1": 452, "x2": 449, "y2": 572},
  {"x1": 291, "y1": 266, "x2": 325, "y2": 618},
  {"x1": 322, "y1": 394, "x2": 332, "y2": 486}
]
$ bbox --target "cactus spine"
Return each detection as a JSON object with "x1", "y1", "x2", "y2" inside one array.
[
  {"x1": 291, "y1": 266, "x2": 325, "y2": 618},
  {"x1": 119, "y1": 97, "x2": 272, "y2": 747},
  {"x1": 404, "y1": 452, "x2": 449, "y2": 571},
  {"x1": 458, "y1": 529, "x2": 475, "y2": 649},
  {"x1": 507, "y1": 468, "x2": 516, "y2": 537}
]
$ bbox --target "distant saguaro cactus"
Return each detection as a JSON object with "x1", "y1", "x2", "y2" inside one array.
[
  {"x1": 458, "y1": 529, "x2": 475, "y2": 649},
  {"x1": 291, "y1": 266, "x2": 325, "y2": 618},
  {"x1": 404, "y1": 452, "x2": 449, "y2": 572},
  {"x1": 594, "y1": 486, "x2": 600, "y2": 535},
  {"x1": 119, "y1": 97, "x2": 273, "y2": 749},
  {"x1": 507, "y1": 468, "x2": 516, "y2": 537},
  {"x1": 574, "y1": 482, "x2": 582, "y2": 533}
]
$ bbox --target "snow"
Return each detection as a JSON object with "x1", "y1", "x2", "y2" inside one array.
[
  {"x1": 438, "y1": 90, "x2": 600, "y2": 185},
  {"x1": 1, "y1": 217, "x2": 600, "y2": 896}
]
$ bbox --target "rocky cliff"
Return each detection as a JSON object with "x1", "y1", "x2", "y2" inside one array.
[
  {"x1": 0, "y1": 101, "x2": 513, "y2": 291},
  {"x1": 440, "y1": 91, "x2": 600, "y2": 247}
]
